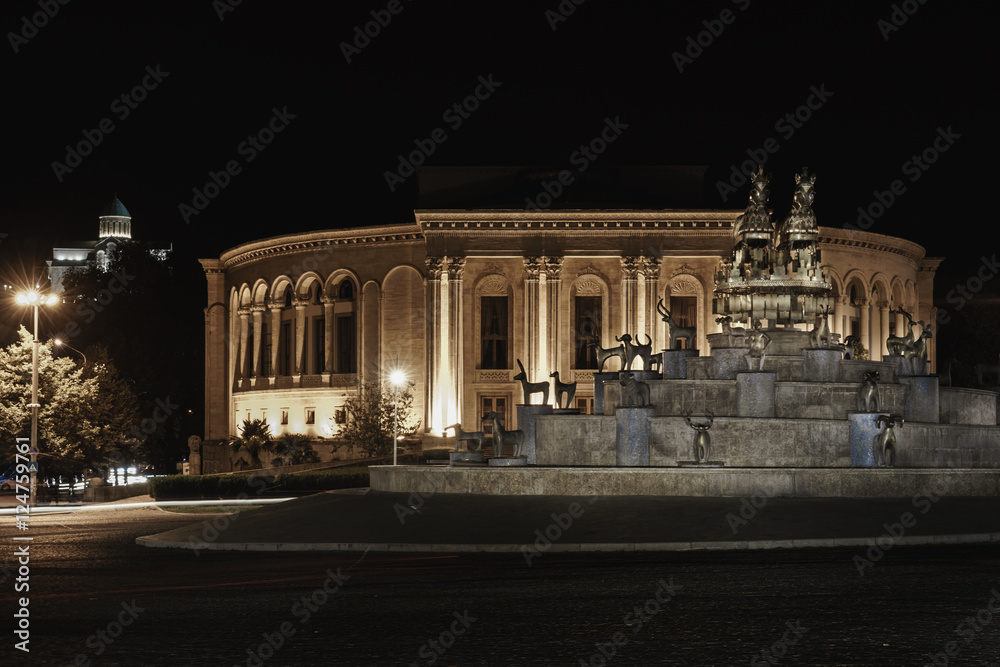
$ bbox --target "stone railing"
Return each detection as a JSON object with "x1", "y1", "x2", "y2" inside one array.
[
  {"x1": 476, "y1": 369, "x2": 511, "y2": 383},
  {"x1": 233, "y1": 373, "x2": 359, "y2": 391}
]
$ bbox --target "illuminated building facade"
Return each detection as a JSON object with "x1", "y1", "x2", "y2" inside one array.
[{"x1": 199, "y1": 169, "x2": 939, "y2": 450}]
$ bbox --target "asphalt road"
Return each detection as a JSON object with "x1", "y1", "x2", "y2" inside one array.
[{"x1": 3, "y1": 505, "x2": 1000, "y2": 666}]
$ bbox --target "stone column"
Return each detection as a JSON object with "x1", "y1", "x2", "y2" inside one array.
[
  {"x1": 523, "y1": 257, "x2": 542, "y2": 389},
  {"x1": 543, "y1": 256, "x2": 561, "y2": 379},
  {"x1": 293, "y1": 297, "x2": 308, "y2": 376},
  {"x1": 833, "y1": 295, "x2": 847, "y2": 338},
  {"x1": 446, "y1": 257, "x2": 465, "y2": 427},
  {"x1": 860, "y1": 299, "x2": 870, "y2": 358},
  {"x1": 639, "y1": 256, "x2": 661, "y2": 358},
  {"x1": 269, "y1": 305, "x2": 282, "y2": 377},
  {"x1": 237, "y1": 308, "x2": 250, "y2": 380},
  {"x1": 620, "y1": 257, "x2": 639, "y2": 340},
  {"x1": 426, "y1": 257, "x2": 444, "y2": 429},
  {"x1": 322, "y1": 297, "x2": 335, "y2": 373},
  {"x1": 251, "y1": 306, "x2": 264, "y2": 377},
  {"x1": 199, "y1": 259, "x2": 229, "y2": 442},
  {"x1": 896, "y1": 310, "x2": 906, "y2": 341},
  {"x1": 879, "y1": 304, "x2": 891, "y2": 359}
]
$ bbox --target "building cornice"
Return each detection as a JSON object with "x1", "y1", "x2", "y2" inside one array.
[
  {"x1": 415, "y1": 209, "x2": 741, "y2": 233},
  {"x1": 217, "y1": 224, "x2": 423, "y2": 271},
  {"x1": 818, "y1": 226, "x2": 927, "y2": 264}
]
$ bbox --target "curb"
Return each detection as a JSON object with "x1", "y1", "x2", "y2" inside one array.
[{"x1": 135, "y1": 532, "x2": 1000, "y2": 554}]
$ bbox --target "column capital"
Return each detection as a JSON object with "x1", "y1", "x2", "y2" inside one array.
[
  {"x1": 237, "y1": 307, "x2": 251, "y2": 318},
  {"x1": 426, "y1": 256, "x2": 444, "y2": 280},
  {"x1": 321, "y1": 296, "x2": 338, "y2": 307},
  {"x1": 447, "y1": 257, "x2": 466, "y2": 280},
  {"x1": 620, "y1": 256, "x2": 640, "y2": 279},
  {"x1": 523, "y1": 256, "x2": 543, "y2": 280},
  {"x1": 639, "y1": 255, "x2": 661, "y2": 280},
  {"x1": 292, "y1": 297, "x2": 310, "y2": 310}
]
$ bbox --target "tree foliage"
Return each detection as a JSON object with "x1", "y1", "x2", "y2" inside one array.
[
  {"x1": 0, "y1": 327, "x2": 140, "y2": 476},
  {"x1": 229, "y1": 418, "x2": 274, "y2": 470},
  {"x1": 335, "y1": 379, "x2": 419, "y2": 458}
]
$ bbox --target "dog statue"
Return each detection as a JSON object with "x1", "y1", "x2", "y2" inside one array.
[
  {"x1": 619, "y1": 371, "x2": 650, "y2": 407},
  {"x1": 549, "y1": 371, "x2": 577, "y2": 410},
  {"x1": 615, "y1": 333, "x2": 653, "y2": 371},
  {"x1": 445, "y1": 423, "x2": 485, "y2": 453},
  {"x1": 587, "y1": 341, "x2": 625, "y2": 372}
]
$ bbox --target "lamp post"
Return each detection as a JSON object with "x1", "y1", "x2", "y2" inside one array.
[
  {"x1": 16, "y1": 290, "x2": 58, "y2": 506},
  {"x1": 53, "y1": 338, "x2": 87, "y2": 367},
  {"x1": 390, "y1": 369, "x2": 405, "y2": 466}
]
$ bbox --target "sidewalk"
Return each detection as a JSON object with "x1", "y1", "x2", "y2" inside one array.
[{"x1": 136, "y1": 489, "x2": 1000, "y2": 553}]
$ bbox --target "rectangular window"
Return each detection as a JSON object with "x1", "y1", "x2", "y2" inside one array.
[
  {"x1": 574, "y1": 296, "x2": 601, "y2": 369},
  {"x1": 480, "y1": 395, "x2": 509, "y2": 442},
  {"x1": 314, "y1": 316, "x2": 325, "y2": 374},
  {"x1": 575, "y1": 397, "x2": 594, "y2": 415},
  {"x1": 481, "y1": 296, "x2": 508, "y2": 369},
  {"x1": 281, "y1": 409, "x2": 289, "y2": 425},
  {"x1": 337, "y1": 314, "x2": 356, "y2": 373},
  {"x1": 306, "y1": 409, "x2": 315, "y2": 425},
  {"x1": 669, "y1": 296, "x2": 697, "y2": 349}
]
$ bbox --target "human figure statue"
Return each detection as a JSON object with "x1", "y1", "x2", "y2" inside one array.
[{"x1": 744, "y1": 319, "x2": 770, "y2": 371}]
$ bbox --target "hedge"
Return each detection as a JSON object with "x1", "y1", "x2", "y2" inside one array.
[{"x1": 148, "y1": 466, "x2": 370, "y2": 500}]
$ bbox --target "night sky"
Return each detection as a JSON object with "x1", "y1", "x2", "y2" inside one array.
[{"x1": 1, "y1": 0, "x2": 995, "y2": 303}]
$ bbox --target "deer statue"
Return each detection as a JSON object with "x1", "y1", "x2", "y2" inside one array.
[
  {"x1": 514, "y1": 359, "x2": 549, "y2": 405},
  {"x1": 873, "y1": 415, "x2": 904, "y2": 467},
  {"x1": 445, "y1": 423, "x2": 485, "y2": 453},
  {"x1": 549, "y1": 371, "x2": 577, "y2": 410},
  {"x1": 809, "y1": 305, "x2": 834, "y2": 348},
  {"x1": 685, "y1": 413, "x2": 714, "y2": 463},
  {"x1": 715, "y1": 316, "x2": 745, "y2": 346},
  {"x1": 903, "y1": 328, "x2": 933, "y2": 375},
  {"x1": 657, "y1": 298, "x2": 696, "y2": 350},
  {"x1": 586, "y1": 341, "x2": 625, "y2": 372},
  {"x1": 885, "y1": 307, "x2": 920, "y2": 357},
  {"x1": 482, "y1": 410, "x2": 525, "y2": 458}
]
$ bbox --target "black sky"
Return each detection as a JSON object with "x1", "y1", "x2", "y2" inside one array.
[{"x1": 1, "y1": 0, "x2": 995, "y2": 297}]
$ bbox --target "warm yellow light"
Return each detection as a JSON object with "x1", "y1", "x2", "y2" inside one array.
[
  {"x1": 15, "y1": 291, "x2": 57, "y2": 306},
  {"x1": 390, "y1": 370, "x2": 405, "y2": 386}
]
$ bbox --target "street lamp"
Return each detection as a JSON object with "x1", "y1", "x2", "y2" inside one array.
[
  {"x1": 16, "y1": 290, "x2": 58, "y2": 506},
  {"x1": 53, "y1": 338, "x2": 87, "y2": 367},
  {"x1": 390, "y1": 369, "x2": 405, "y2": 466}
]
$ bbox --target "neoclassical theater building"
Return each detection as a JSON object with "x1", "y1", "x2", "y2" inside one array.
[{"x1": 199, "y1": 167, "x2": 940, "y2": 449}]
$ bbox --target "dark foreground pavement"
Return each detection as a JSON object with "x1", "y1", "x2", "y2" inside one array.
[{"x1": 137, "y1": 488, "x2": 1000, "y2": 554}]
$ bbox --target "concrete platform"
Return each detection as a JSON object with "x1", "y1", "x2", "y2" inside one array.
[{"x1": 370, "y1": 465, "x2": 1000, "y2": 497}]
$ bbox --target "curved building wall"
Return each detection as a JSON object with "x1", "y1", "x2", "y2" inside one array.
[{"x1": 200, "y1": 211, "x2": 938, "y2": 450}]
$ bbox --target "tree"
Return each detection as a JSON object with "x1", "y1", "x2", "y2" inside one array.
[
  {"x1": 0, "y1": 327, "x2": 140, "y2": 477},
  {"x1": 335, "y1": 379, "x2": 419, "y2": 458},
  {"x1": 273, "y1": 432, "x2": 320, "y2": 466},
  {"x1": 229, "y1": 418, "x2": 274, "y2": 469}
]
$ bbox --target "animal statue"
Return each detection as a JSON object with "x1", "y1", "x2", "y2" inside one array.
[
  {"x1": 514, "y1": 359, "x2": 549, "y2": 405},
  {"x1": 587, "y1": 341, "x2": 625, "y2": 372},
  {"x1": 648, "y1": 352, "x2": 663, "y2": 373},
  {"x1": 482, "y1": 410, "x2": 525, "y2": 458},
  {"x1": 615, "y1": 333, "x2": 653, "y2": 371},
  {"x1": 715, "y1": 316, "x2": 745, "y2": 344},
  {"x1": 904, "y1": 328, "x2": 933, "y2": 375},
  {"x1": 858, "y1": 370, "x2": 881, "y2": 412},
  {"x1": 840, "y1": 335, "x2": 860, "y2": 360},
  {"x1": 975, "y1": 354, "x2": 1000, "y2": 386},
  {"x1": 809, "y1": 305, "x2": 834, "y2": 348},
  {"x1": 657, "y1": 298, "x2": 696, "y2": 350},
  {"x1": 685, "y1": 413, "x2": 714, "y2": 463},
  {"x1": 744, "y1": 319, "x2": 770, "y2": 371},
  {"x1": 549, "y1": 371, "x2": 577, "y2": 410},
  {"x1": 873, "y1": 415, "x2": 904, "y2": 467},
  {"x1": 885, "y1": 308, "x2": 920, "y2": 357},
  {"x1": 445, "y1": 423, "x2": 485, "y2": 453},
  {"x1": 619, "y1": 372, "x2": 650, "y2": 407}
]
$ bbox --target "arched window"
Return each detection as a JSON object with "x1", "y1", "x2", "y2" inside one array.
[
  {"x1": 338, "y1": 281, "x2": 354, "y2": 300},
  {"x1": 571, "y1": 277, "x2": 606, "y2": 369}
]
